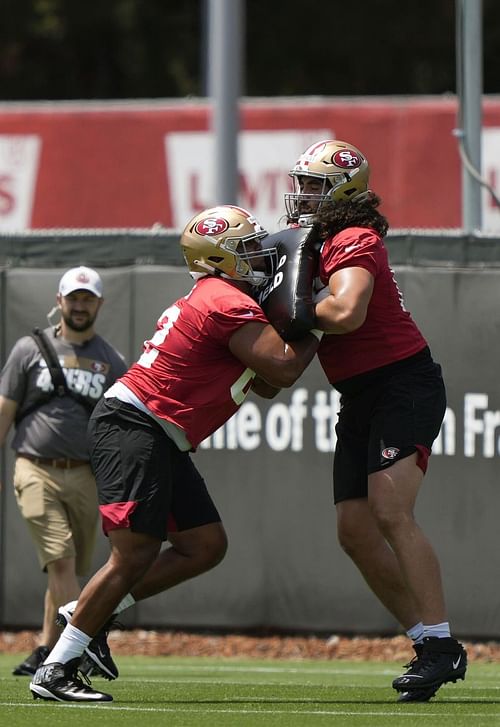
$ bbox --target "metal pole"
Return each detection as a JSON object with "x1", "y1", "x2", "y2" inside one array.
[
  {"x1": 207, "y1": 0, "x2": 244, "y2": 206},
  {"x1": 456, "y1": 0, "x2": 483, "y2": 232}
]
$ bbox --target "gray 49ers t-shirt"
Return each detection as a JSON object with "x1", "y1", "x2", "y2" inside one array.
[{"x1": 0, "y1": 326, "x2": 127, "y2": 460}]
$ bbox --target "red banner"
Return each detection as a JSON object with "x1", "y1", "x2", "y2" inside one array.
[{"x1": 0, "y1": 97, "x2": 499, "y2": 232}]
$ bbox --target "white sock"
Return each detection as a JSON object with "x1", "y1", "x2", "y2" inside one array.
[
  {"x1": 44, "y1": 623, "x2": 91, "y2": 665},
  {"x1": 422, "y1": 621, "x2": 451, "y2": 639},
  {"x1": 114, "y1": 593, "x2": 135, "y2": 614},
  {"x1": 61, "y1": 599, "x2": 79, "y2": 615},
  {"x1": 61, "y1": 593, "x2": 135, "y2": 621},
  {"x1": 406, "y1": 622, "x2": 424, "y2": 644}
]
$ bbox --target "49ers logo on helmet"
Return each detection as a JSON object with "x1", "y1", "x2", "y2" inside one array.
[
  {"x1": 332, "y1": 149, "x2": 361, "y2": 168},
  {"x1": 195, "y1": 217, "x2": 229, "y2": 236}
]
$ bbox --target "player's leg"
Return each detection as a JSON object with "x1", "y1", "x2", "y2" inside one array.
[
  {"x1": 132, "y1": 448, "x2": 227, "y2": 599},
  {"x1": 368, "y1": 454, "x2": 445, "y2": 623},
  {"x1": 367, "y1": 362, "x2": 466, "y2": 698},
  {"x1": 30, "y1": 400, "x2": 170, "y2": 702},
  {"x1": 132, "y1": 522, "x2": 227, "y2": 601},
  {"x1": 31, "y1": 527, "x2": 161, "y2": 703},
  {"x1": 336, "y1": 497, "x2": 421, "y2": 629},
  {"x1": 334, "y1": 392, "x2": 421, "y2": 630},
  {"x1": 59, "y1": 432, "x2": 228, "y2": 681}
]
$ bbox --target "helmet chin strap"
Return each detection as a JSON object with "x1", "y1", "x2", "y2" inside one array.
[
  {"x1": 297, "y1": 214, "x2": 315, "y2": 227},
  {"x1": 193, "y1": 259, "x2": 216, "y2": 274},
  {"x1": 192, "y1": 258, "x2": 267, "y2": 287},
  {"x1": 221, "y1": 270, "x2": 266, "y2": 287},
  {"x1": 248, "y1": 271, "x2": 267, "y2": 287}
]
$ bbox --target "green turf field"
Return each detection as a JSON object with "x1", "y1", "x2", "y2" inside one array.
[{"x1": 1, "y1": 654, "x2": 499, "y2": 726}]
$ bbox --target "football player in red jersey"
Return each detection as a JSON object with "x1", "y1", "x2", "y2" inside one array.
[
  {"x1": 285, "y1": 139, "x2": 466, "y2": 703},
  {"x1": 29, "y1": 205, "x2": 322, "y2": 703}
]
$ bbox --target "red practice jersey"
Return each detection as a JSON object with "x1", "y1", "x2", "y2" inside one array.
[
  {"x1": 119, "y1": 277, "x2": 269, "y2": 448},
  {"x1": 317, "y1": 226, "x2": 427, "y2": 384}
]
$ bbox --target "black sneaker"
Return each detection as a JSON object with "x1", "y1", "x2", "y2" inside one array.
[
  {"x1": 80, "y1": 625, "x2": 119, "y2": 681},
  {"x1": 393, "y1": 644, "x2": 435, "y2": 701},
  {"x1": 29, "y1": 658, "x2": 113, "y2": 702},
  {"x1": 392, "y1": 636, "x2": 467, "y2": 693},
  {"x1": 13, "y1": 646, "x2": 50, "y2": 676},
  {"x1": 57, "y1": 605, "x2": 119, "y2": 681}
]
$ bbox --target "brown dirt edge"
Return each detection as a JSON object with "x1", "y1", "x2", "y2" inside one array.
[{"x1": 2, "y1": 630, "x2": 500, "y2": 662}]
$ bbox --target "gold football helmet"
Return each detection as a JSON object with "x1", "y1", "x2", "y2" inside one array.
[
  {"x1": 180, "y1": 205, "x2": 275, "y2": 287},
  {"x1": 284, "y1": 139, "x2": 371, "y2": 223}
]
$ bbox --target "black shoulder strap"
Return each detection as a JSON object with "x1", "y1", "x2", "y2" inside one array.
[
  {"x1": 15, "y1": 328, "x2": 96, "y2": 426},
  {"x1": 31, "y1": 327, "x2": 69, "y2": 397}
]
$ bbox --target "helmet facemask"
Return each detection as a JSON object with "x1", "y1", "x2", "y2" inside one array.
[
  {"x1": 180, "y1": 205, "x2": 277, "y2": 288},
  {"x1": 284, "y1": 140, "x2": 371, "y2": 224},
  {"x1": 284, "y1": 175, "x2": 336, "y2": 224},
  {"x1": 216, "y1": 230, "x2": 276, "y2": 287}
]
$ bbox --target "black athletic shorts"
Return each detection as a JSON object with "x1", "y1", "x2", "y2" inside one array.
[
  {"x1": 332, "y1": 348, "x2": 446, "y2": 504},
  {"x1": 87, "y1": 397, "x2": 221, "y2": 540}
]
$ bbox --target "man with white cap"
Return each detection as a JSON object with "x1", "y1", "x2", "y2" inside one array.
[{"x1": 0, "y1": 266, "x2": 127, "y2": 679}]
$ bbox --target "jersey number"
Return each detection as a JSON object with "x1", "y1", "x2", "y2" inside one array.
[
  {"x1": 230, "y1": 368, "x2": 255, "y2": 405},
  {"x1": 137, "y1": 303, "x2": 255, "y2": 406},
  {"x1": 137, "y1": 304, "x2": 181, "y2": 369}
]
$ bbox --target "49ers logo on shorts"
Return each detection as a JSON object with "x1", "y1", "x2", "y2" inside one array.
[
  {"x1": 195, "y1": 217, "x2": 229, "y2": 236},
  {"x1": 332, "y1": 149, "x2": 362, "y2": 168},
  {"x1": 381, "y1": 446, "x2": 400, "y2": 460}
]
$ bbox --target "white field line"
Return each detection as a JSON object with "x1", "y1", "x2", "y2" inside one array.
[
  {"x1": 0, "y1": 702, "x2": 500, "y2": 724},
  {"x1": 1, "y1": 702, "x2": 500, "y2": 718}
]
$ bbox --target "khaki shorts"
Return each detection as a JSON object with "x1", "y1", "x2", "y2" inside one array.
[{"x1": 13, "y1": 456, "x2": 98, "y2": 575}]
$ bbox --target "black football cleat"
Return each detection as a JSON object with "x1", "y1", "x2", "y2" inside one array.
[
  {"x1": 397, "y1": 686, "x2": 438, "y2": 702},
  {"x1": 393, "y1": 636, "x2": 467, "y2": 694},
  {"x1": 13, "y1": 645, "x2": 50, "y2": 676},
  {"x1": 29, "y1": 658, "x2": 113, "y2": 702},
  {"x1": 393, "y1": 643, "x2": 438, "y2": 701}
]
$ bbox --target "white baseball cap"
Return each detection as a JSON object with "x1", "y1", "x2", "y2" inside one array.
[{"x1": 58, "y1": 266, "x2": 103, "y2": 298}]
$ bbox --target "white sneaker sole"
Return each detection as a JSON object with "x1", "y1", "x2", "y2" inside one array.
[{"x1": 30, "y1": 683, "x2": 113, "y2": 702}]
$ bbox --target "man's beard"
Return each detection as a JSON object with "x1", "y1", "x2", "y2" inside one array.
[
  {"x1": 298, "y1": 198, "x2": 321, "y2": 216},
  {"x1": 62, "y1": 311, "x2": 96, "y2": 332}
]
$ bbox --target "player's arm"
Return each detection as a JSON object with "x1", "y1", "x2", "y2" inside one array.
[
  {"x1": 251, "y1": 375, "x2": 281, "y2": 399},
  {"x1": 0, "y1": 395, "x2": 17, "y2": 446},
  {"x1": 314, "y1": 266, "x2": 374, "y2": 333},
  {"x1": 229, "y1": 322, "x2": 320, "y2": 389}
]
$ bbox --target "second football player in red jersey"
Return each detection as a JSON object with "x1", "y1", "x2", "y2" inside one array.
[
  {"x1": 30, "y1": 204, "x2": 322, "y2": 703},
  {"x1": 285, "y1": 139, "x2": 466, "y2": 703}
]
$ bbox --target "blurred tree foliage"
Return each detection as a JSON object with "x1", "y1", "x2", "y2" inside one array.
[{"x1": 0, "y1": 0, "x2": 498, "y2": 101}]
